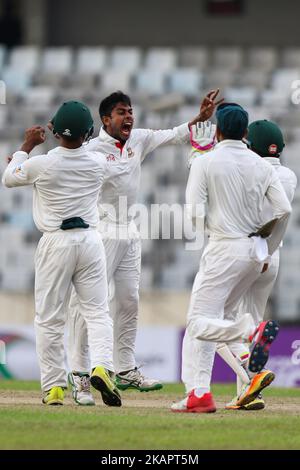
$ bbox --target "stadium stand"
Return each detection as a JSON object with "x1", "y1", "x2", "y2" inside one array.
[{"x1": 0, "y1": 45, "x2": 299, "y2": 320}]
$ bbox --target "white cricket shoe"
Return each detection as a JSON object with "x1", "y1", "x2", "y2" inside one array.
[
  {"x1": 116, "y1": 367, "x2": 163, "y2": 392},
  {"x1": 236, "y1": 370, "x2": 274, "y2": 407},
  {"x1": 225, "y1": 394, "x2": 265, "y2": 410},
  {"x1": 68, "y1": 372, "x2": 95, "y2": 406},
  {"x1": 171, "y1": 390, "x2": 216, "y2": 413},
  {"x1": 171, "y1": 396, "x2": 189, "y2": 411}
]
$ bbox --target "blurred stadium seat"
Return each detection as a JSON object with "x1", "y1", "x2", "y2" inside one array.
[
  {"x1": 135, "y1": 69, "x2": 167, "y2": 95},
  {"x1": 282, "y1": 48, "x2": 300, "y2": 68},
  {"x1": 179, "y1": 47, "x2": 208, "y2": 70},
  {"x1": 101, "y1": 69, "x2": 133, "y2": 94},
  {"x1": 41, "y1": 47, "x2": 73, "y2": 74},
  {"x1": 76, "y1": 47, "x2": 107, "y2": 74},
  {"x1": 168, "y1": 68, "x2": 202, "y2": 98},
  {"x1": 144, "y1": 48, "x2": 177, "y2": 72},
  {"x1": 247, "y1": 47, "x2": 278, "y2": 72},
  {"x1": 213, "y1": 47, "x2": 243, "y2": 71},
  {"x1": 110, "y1": 47, "x2": 141, "y2": 72},
  {"x1": 238, "y1": 68, "x2": 270, "y2": 90},
  {"x1": 8, "y1": 46, "x2": 40, "y2": 74},
  {"x1": 224, "y1": 87, "x2": 258, "y2": 107},
  {"x1": 2, "y1": 66, "x2": 31, "y2": 93}
]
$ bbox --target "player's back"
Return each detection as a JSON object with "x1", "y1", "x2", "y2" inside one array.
[
  {"x1": 33, "y1": 146, "x2": 107, "y2": 232},
  {"x1": 202, "y1": 140, "x2": 279, "y2": 239}
]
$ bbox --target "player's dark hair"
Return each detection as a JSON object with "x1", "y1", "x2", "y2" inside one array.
[{"x1": 99, "y1": 91, "x2": 131, "y2": 119}]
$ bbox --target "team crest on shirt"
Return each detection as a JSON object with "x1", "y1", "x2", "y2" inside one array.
[
  {"x1": 106, "y1": 154, "x2": 116, "y2": 162},
  {"x1": 268, "y1": 144, "x2": 278, "y2": 154},
  {"x1": 127, "y1": 147, "x2": 135, "y2": 158}
]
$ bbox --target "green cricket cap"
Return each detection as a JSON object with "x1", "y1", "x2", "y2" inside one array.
[
  {"x1": 248, "y1": 120, "x2": 285, "y2": 157},
  {"x1": 52, "y1": 101, "x2": 94, "y2": 139}
]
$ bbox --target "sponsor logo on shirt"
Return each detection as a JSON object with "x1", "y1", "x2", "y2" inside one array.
[
  {"x1": 127, "y1": 147, "x2": 135, "y2": 158},
  {"x1": 106, "y1": 154, "x2": 116, "y2": 162}
]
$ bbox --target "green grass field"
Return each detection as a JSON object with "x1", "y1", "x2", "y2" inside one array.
[{"x1": 0, "y1": 380, "x2": 300, "y2": 450}]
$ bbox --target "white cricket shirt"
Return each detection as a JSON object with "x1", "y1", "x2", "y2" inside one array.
[
  {"x1": 85, "y1": 124, "x2": 190, "y2": 225},
  {"x1": 2, "y1": 146, "x2": 107, "y2": 233},
  {"x1": 186, "y1": 140, "x2": 292, "y2": 249},
  {"x1": 261, "y1": 156, "x2": 297, "y2": 222}
]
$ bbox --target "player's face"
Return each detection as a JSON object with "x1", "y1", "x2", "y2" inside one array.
[{"x1": 104, "y1": 102, "x2": 134, "y2": 142}]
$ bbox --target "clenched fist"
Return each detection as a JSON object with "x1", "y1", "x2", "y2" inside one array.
[{"x1": 21, "y1": 126, "x2": 46, "y2": 154}]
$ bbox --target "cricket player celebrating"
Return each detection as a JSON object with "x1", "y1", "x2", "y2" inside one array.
[
  {"x1": 221, "y1": 120, "x2": 297, "y2": 410},
  {"x1": 2, "y1": 101, "x2": 121, "y2": 407},
  {"x1": 172, "y1": 103, "x2": 292, "y2": 413},
  {"x1": 67, "y1": 90, "x2": 223, "y2": 406},
  {"x1": 180, "y1": 119, "x2": 297, "y2": 412}
]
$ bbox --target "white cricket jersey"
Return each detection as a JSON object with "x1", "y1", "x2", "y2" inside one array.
[
  {"x1": 85, "y1": 124, "x2": 190, "y2": 225},
  {"x1": 2, "y1": 146, "x2": 107, "y2": 233},
  {"x1": 186, "y1": 140, "x2": 292, "y2": 243},
  {"x1": 260, "y1": 157, "x2": 297, "y2": 222}
]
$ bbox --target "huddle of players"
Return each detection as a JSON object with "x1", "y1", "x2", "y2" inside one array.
[{"x1": 2, "y1": 90, "x2": 296, "y2": 412}]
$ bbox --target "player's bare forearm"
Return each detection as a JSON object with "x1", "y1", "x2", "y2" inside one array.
[
  {"x1": 261, "y1": 263, "x2": 269, "y2": 273},
  {"x1": 20, "y1": 126, "x2": 46, "y2": 154},
  {"x1": 249, "y1": 218, "x2": 279, "y2": 239},
  {"x1": 188, "y1": 89, "x2": 224, "y2": 127}
]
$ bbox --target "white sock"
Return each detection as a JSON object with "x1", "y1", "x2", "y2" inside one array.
[
  {"x1": 237, "y1": 361, "x2": 250, "y2": 395},
  {"x1": 194, "y1": 387, "x2": 209, "y2": 398}
]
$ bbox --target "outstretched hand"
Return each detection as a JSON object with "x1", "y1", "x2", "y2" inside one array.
[{"x1": 189, "y1": 89, "x2": 224, "y2": 127}]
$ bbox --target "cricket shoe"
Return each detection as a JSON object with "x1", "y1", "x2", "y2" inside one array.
[
  {"x1": 68, "y1": 372, "x2": 95, "y2": 406},
  {"x1": 116, "y1": 367, "x2": 163, "y2": 392},
  {"x1": 171, "y1": 390, "x2": 216, "y2": 413},
  {"x1": 225, "y1": 394, "x2": 265, "y2": 411},
  {"x1": 248, "y1": 320, "x2": 279, "y2": 373},
  {"x1": 42, "y1": 386, "x2": 64, "y2": 406},
  {"x1": 236, "y1": 370, "x2": 275, "y2": 407},
  {"x1": 91, "y1": 366, "x2": 122, "y2": 407}
]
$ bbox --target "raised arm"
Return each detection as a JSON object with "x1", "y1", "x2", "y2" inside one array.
[
  {"x1": 140, "y1": 89, "x2": 223, "y2": 160},
  {"x1": 2, "y1": 126, "x2": 46, "y2": 188},
  {"x1": 188, "y1": 89, "x2": 223, "y2": 128}
]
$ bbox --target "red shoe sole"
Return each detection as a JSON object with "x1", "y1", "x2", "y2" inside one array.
[
  {"x1": 172, "y1": 406, "x2": 216, "y2": 414},
  {"x1": 249, "y1": 321, "x2": 279, "y2": 373}
]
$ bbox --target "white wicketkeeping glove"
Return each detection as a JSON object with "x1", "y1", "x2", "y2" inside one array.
[{"x1": 188, "y1": 121, "x2": 216, "y2": 169}]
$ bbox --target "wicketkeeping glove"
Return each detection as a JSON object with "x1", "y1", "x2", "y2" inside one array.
[{"x1": 188, "y1": 121, "x2": 216, "y2": 169}]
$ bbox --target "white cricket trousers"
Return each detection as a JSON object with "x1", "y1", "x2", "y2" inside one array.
[
  {"x1": 68, "y1": 222, "x2": 141, "y2": 374},
  {"x1": 34, "y1": 229, "x2": 113, "y2": 391},
  {"x1": 182, "y1": 251, "x2": 279, "y2": 391},
  {"x1": 182, "y1": 238, "x2": 262, "y2": 392},
  {"x1": 225, "y1": 250, "x2": 280, "y2": 361}
]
